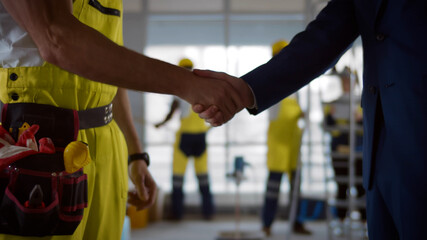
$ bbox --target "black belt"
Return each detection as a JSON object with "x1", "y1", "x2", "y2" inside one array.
[
  {"x1": 1, "y1": 103, "x2": 113, "y2": 148},
  {"x1": 2, "y1": 103, "x2": 113, "y2": 130},
  {"x1": 77, "y1": 103, "x2": 113, "y2": 129}
]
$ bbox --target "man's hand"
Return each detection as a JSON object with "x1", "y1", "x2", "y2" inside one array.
[
  {"x1": 191, "y1": 69, "x2": 254, "y2": 126},
  {"x1": 178, "y1": 70, "x2": 241, "y2": 126},
  {"x1": 128, "y1": 160, "x2": 157, "y2": 210}
]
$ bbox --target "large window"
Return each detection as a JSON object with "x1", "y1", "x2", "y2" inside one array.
[
  {"x1": 123, "y1": 0, "x2": 363, "y2": 206},
  {"x1": 141, "y1": 13, "x2": 307, "y2": 196}
]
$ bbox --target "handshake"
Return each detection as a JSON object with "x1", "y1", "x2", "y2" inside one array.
[{"x1": 183, "y1": 69, "x2": 255, "y2": 127}]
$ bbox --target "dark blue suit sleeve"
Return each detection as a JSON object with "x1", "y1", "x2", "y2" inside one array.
[{"x1": 242, "y1": 0, "x2": 359, "y2": 114}]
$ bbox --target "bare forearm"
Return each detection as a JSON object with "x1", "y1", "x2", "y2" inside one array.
[
  {"x1": 114, "y1": 89, "x2": 157, "y2": 209},
  {"x1": 113, "y1": 88, "x2": 142, "y2": 155},
  {"x1": 1, "y1": 0, "x2": 192, "y2": 98},
  {"x1": 51, "y1": 28, "x2": 193, "y2": 96}
]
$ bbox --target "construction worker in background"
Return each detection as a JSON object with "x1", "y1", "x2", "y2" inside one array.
[
  {"x1": 261, "y1": 40, "x2": 311, "y2": 236},
  {"x1": 323, "y1": 66, "x2": 366, "y2": 235},
  {"x1": 155, "y1": 58, "x2": 215, "y2": 221}
]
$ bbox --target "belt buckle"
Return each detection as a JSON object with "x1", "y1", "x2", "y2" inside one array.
[{"x1": 104, "y1": 104, "x2": 113, "y2": 124}]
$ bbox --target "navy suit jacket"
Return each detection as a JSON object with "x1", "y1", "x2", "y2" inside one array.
[{"x1": 242, "y1": 0, "x2": 427, "y2": 190}]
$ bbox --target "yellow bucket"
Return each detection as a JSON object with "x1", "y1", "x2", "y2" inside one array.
[{"x1": 127, "y1": 206, "x2": 149, "y2": 229}]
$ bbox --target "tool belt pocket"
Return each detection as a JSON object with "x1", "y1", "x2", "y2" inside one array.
[
  {"x1": 0, "y1": 103, "x2": 93, "y2": 236},
  {"x1": 0, "y1": 159, "x2": 88, "y2": 236}
]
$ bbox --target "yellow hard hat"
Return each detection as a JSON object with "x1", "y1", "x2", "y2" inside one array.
[
  {"x1": 178, "y1": 58, "x2": 193, "y2": 69},
  {"x1": 271, "y1": 40, "x2": 289, "y2": 56}
]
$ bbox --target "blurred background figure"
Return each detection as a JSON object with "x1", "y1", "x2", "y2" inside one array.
[
  {"x1": 155, "y1": 58, "x2": 215, "y2": 221},
  {"x1": 323, "y1": 66, "x2": 366, "y2": 235},
  {"x1": 261, "y1": 40, "x2": 311, "y2": 237}
]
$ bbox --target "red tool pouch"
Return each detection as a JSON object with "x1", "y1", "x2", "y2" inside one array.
[{"x1": 0, "y1": 103, "x2": 89, "y2": 236}]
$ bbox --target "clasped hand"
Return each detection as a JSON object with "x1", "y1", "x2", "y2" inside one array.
[{"x1": 188, "y1": 69, "x2": 254, "y2": 126}]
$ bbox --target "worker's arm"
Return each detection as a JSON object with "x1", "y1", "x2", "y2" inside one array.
[
  {"x1": 154, "y1": 99, "x2": 179, "y2": 128},
  {"x1": 113, "y1": 88, "x2": 157, "y2": 210},
  {"x1": 0, "y1": 0, "x2": 243, "y2": 123}
]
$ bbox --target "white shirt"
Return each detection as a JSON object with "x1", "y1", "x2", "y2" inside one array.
[{"x1": 0, "y1": 2, "x2": 43, "y2": 68}]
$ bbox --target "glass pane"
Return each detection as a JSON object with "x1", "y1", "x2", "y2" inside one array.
[
  {"x1": 231, "y1": 0, "x2": 305, "y2": 13},
  {"x1": 229, "y1": 16, "x2": 305, "y2": 45},
  {"x1": 149, "y1": 0, "x2": 223, "y2": 13},
  {"x1": 147, "y1": 15, "x2": 224, "y2": 45}
]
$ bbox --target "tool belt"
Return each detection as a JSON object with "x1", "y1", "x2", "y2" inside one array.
[{"x1": 0, "y1": 103, "x2": 112, "y2": 236}]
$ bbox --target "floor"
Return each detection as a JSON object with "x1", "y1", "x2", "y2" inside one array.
[{"x1": 130, "y1": 216, "x2": 368, "y2": 240}]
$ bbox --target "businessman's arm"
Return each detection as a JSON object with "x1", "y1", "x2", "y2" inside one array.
[{"x1": 193, "y1": 0, "x2": 359, "y2": 126}]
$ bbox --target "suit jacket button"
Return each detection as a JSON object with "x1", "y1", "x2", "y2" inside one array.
[
  {"x1": 369, "y1": 86, "x2": 377, "y2": 94},
  {"x1": 376, "y1": 33, "x2": 385, "y2": 41}
]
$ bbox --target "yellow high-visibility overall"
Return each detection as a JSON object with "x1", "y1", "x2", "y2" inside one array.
[
  {"x1": 262, "y1": 97, "x2": 303, "y2": 228},
  {"x1": 172, "y1": 109, "x2": 209, "y2": 175},
  {"x1": 267, "y1": 97, "x2": 303, "y2": 174},
  {"x1": 171, "y1": 99, "x2": 213, "y2": 219},
  {"x1": 0, "y1": 0, "x2": 128, "y2": 239}
]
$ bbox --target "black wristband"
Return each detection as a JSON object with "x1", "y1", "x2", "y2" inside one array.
[{"x1": 128, "y1": 152, "x2": 150, "y2": 166}]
